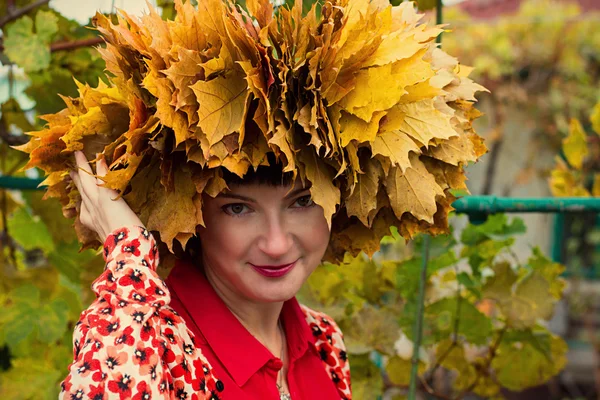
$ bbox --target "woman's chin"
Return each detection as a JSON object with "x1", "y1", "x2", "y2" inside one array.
[{"x1": 246, "y1": 271, "x2": 306, "y2": 303}]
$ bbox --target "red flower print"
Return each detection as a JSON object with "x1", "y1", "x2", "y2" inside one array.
[
  {"x1": 60, "y1": 373, "x2": 72, "y2": 393},
  {"x1": 107, "y1": 372, "x2": 135, "y2": 400},
  {"x1": 74, "y1": 350, "x2": 101, "y2": 378},
  {"x1": 171, "y1": 355, "x2": 193, "y2": 384},
  {"x1": 104, "y1": 346, "x2": 129, "y2": 371},
  {"x1": 138, "y1": 353, "x2": 159, "y2": 377},
  {"x1": 92, "y1": 317, "x2": 120, "y2": 337},
  {"x1": 132, "y1": 381, "x2": 152, "y2": 400},
  {"x1": 140, "y1": 322, "x2": 155, "y2": 341},
  {"x1": 120, "y1": 238, "x2": 141, "y2": 257},
  {"x1": 133, "y1": 345, "x2": 154, "y2": 367},
  {"x1": 330, "y1": 366, "x2": 348, "y2": 391},
  {"x1": 119, "y1": 267, "x2": 147, "y2": 290},
  {"x1": 89, "y1": 383, "x2": 107, "y2": 400},
  {"x1": 114, "y1": 326, "x2": 135, "y2": 347},
  {"x1": 317, "y1": 343, "x2": 337, "y2": 366},
  {"x1": 103, "y1": 227, "x2": 130, "y2": 259}
]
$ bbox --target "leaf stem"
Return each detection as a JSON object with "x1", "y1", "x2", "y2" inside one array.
[
  {"x1": 50, "y1": 37, "x2": 104, "y2": 52},
  {"x1": 408, "y1": 234, "x2": 430, "y2": 400},
  {"x1": 453, "y1": 326, "x2": 507, "y2": 399},
  {"x1": 426, "y1": 266, "x2": 463, "y2": 384}
]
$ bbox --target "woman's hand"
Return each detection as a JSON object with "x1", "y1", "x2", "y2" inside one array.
[{"x1": 69, "y1": 150, "x2": 145, "y2": 242}]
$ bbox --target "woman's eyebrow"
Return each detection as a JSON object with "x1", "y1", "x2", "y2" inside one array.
[{"x1": 217, "y1": 187, "x2": 311, "y2": 202}]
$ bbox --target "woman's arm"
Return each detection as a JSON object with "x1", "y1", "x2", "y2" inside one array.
[
  {"x1": 60, "y1": 225, "x2": 173, "y2": 399},
  {"x1": 62, "y1": 152, "x2": 219, "y2": 399}
]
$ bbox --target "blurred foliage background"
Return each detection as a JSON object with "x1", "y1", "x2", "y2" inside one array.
[{"x1": 0, "y1": 0, "x2": 599, "y2": 399}]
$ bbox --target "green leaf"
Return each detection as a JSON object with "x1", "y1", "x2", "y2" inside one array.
[
  {"x1": 348, "y1": 353, "x2": 383, "y2": 399},
  {"x1": 503, "y1": 328, "x2": 552, "y2": 360},
  {"x1": 35, "y1": 11, "x2": 59, "y2": 42},
  {"x1": 482, "y1": 262, "x2": 518, "y2": 301},
  {"x1": 1, "y1": 99, "x2": 35, "y2": 133},
  {"x1": 38, "y1": 298, "x2": 69, "y2": 343},
  {"x1": 7, "y1": 208, "x2": 54, "y2": 253},
  {"x1": 484, "y1": 262, "x2": 559, "y2": 329},
  {"x1": 527, "y1": 247, "x2": 565, "y2": 299},
  {"x1": 502, "y1": 271, "x2": 556, "y2": 329},
  {"x1": 3, "y1": 11, "x2": 58, "y2": 72},
  {"x1": 1, "y1": 285, "x2": 41, "y2": 348},
  {"x1": 424, "y1": 297, "x2": 493, "y2": 345},
  {"x1": 414, "y1": 232, "x2": 456, "y2": 258},
  {"x1": 9, "y1": 284, "x2": 41, "y2": 306},
  {"x1": 23, "y1": 191, "x2": 78, "y2": 244},
  {"x1": 396, "y1": 250, "x2": 458, "y2": 300},
  {"x1": 386, "y1": 355, "x2": 426, "y2": 386},
  {"x1": 492, "y1": 333, "x2": 567, "y2": 391},
  {"x1": 2, "y1": 308, "x2": 38, "y2": 348},
  {"x1": 435, "y1": 339, "x2": 477, "y2": 390},
  {"x1": 342, "y1": 305, "x2": 400, "y2": 355},
  {"x1": 462, "y1": 238, "x2": 515, "y2": 276},
  {"x1": 305, "y1": 263, "x2": 347, "y2": 306},
  {"x1": 457, "y1": 271, "x2": 482, "y2": 298},
  {"x1": 47, "y1": 241, "x2": 97, "y2": 284},
  {"x1": 461, "y1": 214, "x2": 526, "y2": 245},
  {"x1": 0, "y1": 357, "x2": 61, "y2": 400},
  {"x1": 25, "y1": 66, "x2": 79, "y2": 114}
]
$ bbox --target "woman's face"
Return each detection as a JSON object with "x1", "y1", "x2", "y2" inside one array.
[{"x1": 196, "y1": 180, "x2": 331, "y2": 303}]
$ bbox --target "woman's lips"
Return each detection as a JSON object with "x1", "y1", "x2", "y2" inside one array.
[{"x1": 250, "y1": 261, "x2": 297, "y2": 278}]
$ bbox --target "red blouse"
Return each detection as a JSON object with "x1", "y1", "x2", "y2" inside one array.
[
  {"x1": 167, "y1": 255, "x2": 346, "y2": 399},
  {"x1": 59, "y1": 225, "x2": 352, "y2": 400}
]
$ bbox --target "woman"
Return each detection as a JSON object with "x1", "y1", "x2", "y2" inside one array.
[{"x1": 61, "y1": 150, "x2": 351, "y2": 400}]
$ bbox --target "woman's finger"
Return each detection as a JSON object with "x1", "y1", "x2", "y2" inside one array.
[
  {"x1": 80, "y1": 199, "x2": 92, "y2": 228},
  {"x1": 96, "y1": 154, "x2": 108, "y2": 178},
  {"x1": 74, "y1": 151, "x2": 98, "y2": 196},
  {"x1": 70, "y1": 168, "x2": 93, "y2": 208}
]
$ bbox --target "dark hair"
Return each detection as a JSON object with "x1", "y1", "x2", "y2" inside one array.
[{"x1": 220, "y1": 152, "x2": 295, "y2": 187}]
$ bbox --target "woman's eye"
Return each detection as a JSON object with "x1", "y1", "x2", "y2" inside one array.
[
  {"x1": 295, "y1": 195, "x2": 314, "y2": 208},
  {"x1": 223, "y1": 203, "x2": 248, "y2": 215}
]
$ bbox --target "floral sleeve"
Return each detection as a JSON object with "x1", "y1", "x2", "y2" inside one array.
[{"x1": 59, "y1": 225, "x2": 218, "y2": 400}]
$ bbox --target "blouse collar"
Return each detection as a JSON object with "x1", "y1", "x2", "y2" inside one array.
[{"x1": 166, "y1": 258, "x2": 316, "y2": 388}]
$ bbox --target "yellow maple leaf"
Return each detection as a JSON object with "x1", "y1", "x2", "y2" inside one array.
[
  {"x1": 549, "y1": 157, "x2": 589, "y2": 197},
  {"x1": 191, "y1": 73, "x2": 248, "y2": 147},
  {"x1": 562, "y1": 118, "x2": 588, "y2": 170},
  {"x1": 383, "y1": 99, "x2": 457, "y2": 147},
  {"x1": 370, "y1": 129, "x2": 421, "y2": 173},
  {"x1": 339, "y1": 111, "x2": 386, "y2": 146},
  {"x1": 338, "y1": 51, "x2": 434, "y2": 122},
  {"x1": 299, "y1": 151, "x2": 341, "y2": 229},
  {"x1": 384, "y1": 153, "x2": 444, "y2": 223},
  {"x1": 345, "y1": 158, "x2": 383, "y2": 227},
  {"x1": 164, "y1": 47, "x2": 204, "y2": 123},
  {"x1": 142, "y1": 67, "x2": 191, "y2": 146},
  {"x1": 427, "y1": 133, "x2": 478, "y2": 166}
]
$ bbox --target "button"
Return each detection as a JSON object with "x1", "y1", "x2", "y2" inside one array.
[
  {"x1": 268, "y1": 359, "x2": 283, "y2": 370},
  {"x1": 216, "y1": 380, "x2": 225, "y2": 392}
]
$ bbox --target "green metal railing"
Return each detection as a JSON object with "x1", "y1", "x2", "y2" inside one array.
[{"x1": 5, "y1": 174, "x2": 600, "y2": 213}]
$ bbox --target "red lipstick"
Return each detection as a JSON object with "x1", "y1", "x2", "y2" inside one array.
[{"x1": 250, "y1": 261, "x2": 297, "y2": 278}]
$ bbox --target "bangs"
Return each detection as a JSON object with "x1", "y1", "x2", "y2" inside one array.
[{"x1": 221, "y1": 152, "x2": 295, "y2": 187}]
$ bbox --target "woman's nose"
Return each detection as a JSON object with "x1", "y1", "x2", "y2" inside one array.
[{"x1": 256, "y1": 217, "x2": 294, "y2": 259}]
